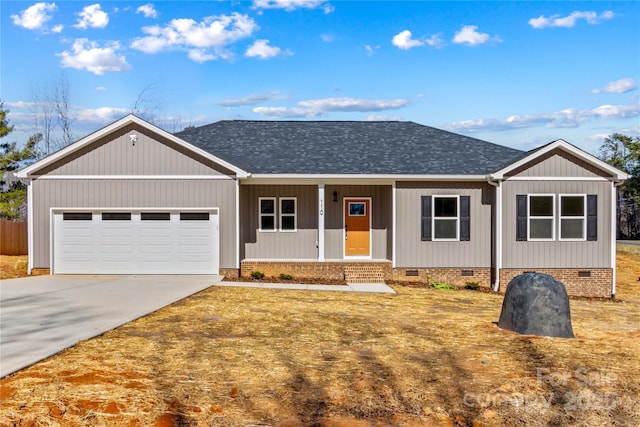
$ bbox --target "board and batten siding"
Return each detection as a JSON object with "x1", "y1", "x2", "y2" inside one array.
[
  {"x1": 501, "y1": 180, "x2": 611, "y2": 268},
  {"x1": 38, "y1": 124, "x2": 229, "y2": 176},
  {"x1": 241, "y1": 185, "x2": 318, "y2": 259},
  {"x1": 506, "y1": 149, "x2": 610, "y2": 178},
  {"x1": 324, "y1": 185, "x2": 392, "y2": 260},
  {"x1": 395, "y1": 182, "x2": 493, "y2": 268},
  {"x1": 240, "y1": 184, "x2": 392, "y2": 260},
  {"x1": 31, "y1": 179, "x2": 237, "y2": 269}
]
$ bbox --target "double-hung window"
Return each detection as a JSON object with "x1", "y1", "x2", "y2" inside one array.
[
  {"x1": 559, "y1": 194, "x2": 586, "y2": 241},
  {"x1": 259, "y1": 197, "x2": 297, "y2": 232},
  {"x1": 259, "y1": 198, "x2": 276, "y2": 231},
  {"x1": 421, "y1": 195, "x2": 470, "y2": 241},
  {"x1": 517, "y1": 194, "x2": 596, "y2": 242},
  {"x1": 528, "y1": 195, "x2": 555, "y2": 240},
  {"x1": 280, "y1": 198, "x2": 296, "y2": 232},
  {"x1": 433, "y1": 196, "x2": 459, "y2": 240}
]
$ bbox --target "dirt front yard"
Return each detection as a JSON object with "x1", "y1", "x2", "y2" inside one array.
[{"x1": 1, "y1": 250, "x2": 639, "y2": 426}]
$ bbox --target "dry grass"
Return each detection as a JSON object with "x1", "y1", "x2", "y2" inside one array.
[
  {"x1": 0, "y1": 255, "x2": 28, "y2": 280},
  {"x1": 1, "y1": 251, "x2": 639, "y2": 426}
]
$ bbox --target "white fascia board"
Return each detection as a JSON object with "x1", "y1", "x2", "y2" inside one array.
[
  {"x1": 33, "y1": 175, "x2": 234, "y2": 180},
  {"x1": 15, "y1": 114, "x2": 249, "y2": 179},
  {"x1": 243, "y1": 174, "x2": 488, "y2": 185},
  {"x1": 491, "y1": 139, "x2": 630, "y2": 181}
]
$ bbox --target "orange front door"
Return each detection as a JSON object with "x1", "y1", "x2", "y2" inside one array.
[{"x1": 344, "y1": 199, "x2": 370, "y2": 257}]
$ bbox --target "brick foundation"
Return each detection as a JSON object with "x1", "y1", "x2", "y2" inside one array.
[
  {"x1": 30, "y1": 268, "x2": 50, "y2": 276},
  {"x1": 240, "y1": 261, "x2": 392, "y2": 281},
  {"x1": 499, "y1": 269, "x2": 613, "y2": 298},
  {"x1": 219, "y1": 268, "x2": 240, "y2": 280},
  {"x1": 392, "y1": 267, "x2": 492, "y2": 288}
]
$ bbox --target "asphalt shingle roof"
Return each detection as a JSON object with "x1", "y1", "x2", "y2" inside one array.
[{"x1": 175, "y1": 120, "x2": 526, "y2": 175}]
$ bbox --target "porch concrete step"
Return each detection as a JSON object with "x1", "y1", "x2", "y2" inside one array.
[{"x1": 343, "y1": 265, "x2": 385, "y2": 284}]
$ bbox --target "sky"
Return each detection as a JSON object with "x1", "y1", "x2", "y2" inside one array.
[{"x1": 1, "y1": 0, "x2": 639, "y2": 155}]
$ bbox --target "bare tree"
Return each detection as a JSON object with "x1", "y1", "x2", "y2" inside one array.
[
  {"x1": 55, "y1": 73, "x2": 74, "y2": 146},
  {"x1": 30, "y1": 72, "x2": 75, "y2": 156}
]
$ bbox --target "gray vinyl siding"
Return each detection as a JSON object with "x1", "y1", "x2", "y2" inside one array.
[
  {"x1": 39, "y1": 124, "x2": 229, "y2": 176},
  {"x1": 31, "y1": 178, "x2": 237, "y2": 269},
  {"x1": 507, "y1": 149, "x2": 611, "y2": 178},
  {"x1": 395, "y1": 182, "x2": 493, "y2": 268},
  {"x1": 502, "y1": 180, "x2": 612, "y2": 268},
  {"x1": 324, "y1": 185, "x2": 392, "y2": 260},
  {"x1": 240, "y1": 184, "x2": 392, "y2": 260},
  {"x1": 240, "y1": 185, "x2": 318, "y2": 259}
]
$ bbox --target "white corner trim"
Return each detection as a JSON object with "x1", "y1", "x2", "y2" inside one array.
[
  {"x1": 611, "y1": 181, "x2": 617, "y2": 297},
  {"x1": 27, "y1": 182, "x2": 33, "y2": 274},
  {"x1": 33, "y1": 175, "x2": 234, "y2": 180},
  {"x1": 392, "y1": 182, "x2": 397, "y2": 268},
  {"x1": 235, "y1": 180, "x2": 240, "y2": 269},
  {"x1": 492, "y1": 139, "x2": 630, "y2": 181},
  {"x1": 492, "y1": 180, "x2": 502, "y2": 292},
  {"x1": 15, "y1": 114, "x2": 249, "y2": 179}
]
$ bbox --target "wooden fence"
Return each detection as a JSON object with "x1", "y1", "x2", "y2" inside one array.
[{"x1": 1, "y1": 220, "x2": 28, "y2": 255}]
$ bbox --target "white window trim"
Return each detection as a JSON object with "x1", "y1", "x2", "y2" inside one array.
[
  {"x1": 279, "y1": 197, "x2": 297, "y2": 232},
  {"x1": 527, "y1": 194, "x2": 555, "y2": 241},
  {"x1": 432, "y1": 195, "x2": 460, "y2": 241},
  {"x1": 258, "y1": 197, "x2": 277, "y2": 232},
  {"x1": 559, "y1": 194, "x2": 587, "y2": 242}
]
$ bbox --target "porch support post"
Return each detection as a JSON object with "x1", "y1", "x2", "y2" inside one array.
[
  {"x1": 611, "y1": 180, "x2": 617, "y2": 298},
  {"x1": 318, "y1": 184, "x2": 325, "y2": 261},
  {"x1": 392, "y1": 182, "x2": 396, "y2": 268}
]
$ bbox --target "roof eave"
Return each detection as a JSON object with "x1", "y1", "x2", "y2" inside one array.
[
  {"x1": 490, "y1": 139, "x2": 631, "y2": 181},
  {"x1": 15, "y1": 114, "x2": 249, "y2": 179}
]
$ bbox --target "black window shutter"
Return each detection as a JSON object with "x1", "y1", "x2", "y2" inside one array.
[
  {"x1": 460, "y1": 195, "x2": 471, "y2": 241},
  {"x1": 516, "y1": 195, "x2": 527, "y2": 241},
  {"x1": 421, "y1": 196, "x2": 432, "y2": 241},
  {"x1": 587, "y1": 194, "x2": 597, "y2": 241}
]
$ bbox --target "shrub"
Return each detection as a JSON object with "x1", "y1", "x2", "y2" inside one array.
[
  {"x1": 279, "y1": 273, "x2": 293, "y2": 280},
  {"x1": 429, "y1": 281, "x2": 455, "y2": 290},
  {"x1": 465, "y1": 281, "x2": 480, "y2": 290},
  {"x1": 250, "y1": 271, "x2": 265, "y2": 280}
]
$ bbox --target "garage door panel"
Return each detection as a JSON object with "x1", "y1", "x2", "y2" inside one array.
[{"x1": 53, "y1": 210, "x2": 219, "y2": 274}]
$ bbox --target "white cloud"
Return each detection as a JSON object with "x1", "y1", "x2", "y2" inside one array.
[
  {"x1": 446, "y1": 103, "x2": 640, "y2": 133},
  {"x1": 529, "y1": 10, "x2": 614, "y2": 29},
  {"x1": 51, "y1": 24, "x2": 64, "y2": 33},
  {"x1": 452, "y1": 25, "x2": 501, "y2": 46},
  {"x1": 245, "y1": 39, "x2": 290, "y2": 59},
  {"x1": 58, "y1": 39, "x2": 129, "y2": 75},
  {"x1": 252, "y1": 106, "x2": 320, "y2": 118},
  {"x1": 392, "y1": 30, "x2": 423, "y2": 50},
  {"x1": 320, "y1": 33, "x2": 335, "y2": 42},
  {"x1": 367, "y1": 115, "x2": 402, "y2": 121},
  {"x1": 136, "y1": 4, "x2": 158, "y2": 19},
  {"x1": 74, "y1": 4, "x2": 109, "y2": 29},
  {"x1": 76, "y1": 106, "x2": 129, "y2": 122},
  {"x1": 96, "y1": 86, "x2": 107, "y2": 91},
  {"x1": 425, "y1": 33, "x2": 444, "y2": 48},
  {"x1": 219, "y1": 91, "x2": 288, "y2": 107},
  {"x1": 253, "y1": 97, "x2": 410, "y2": 118},
  {"x1": 252, "y1": 0, "x2": 333, "y2": 13},
  {"x1": 131, "y1": 13, "x2": 257, "y2": 62},
  {"x1": 11, "y1": 2, "x2": 56, "y2": 31},
  {"x1": 592, "y1": 78, "x2": 637, "y2": 94},
  {"x1": 298, "y1": 97, "x2": 409, "y2": 112},
  {"x1": 364, "y1": 44, "x2": 380, "y2": 56}
]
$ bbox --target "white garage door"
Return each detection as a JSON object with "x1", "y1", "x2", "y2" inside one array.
[{"x1": 52, "y1": 209, "x2": 219, "y2": 274}]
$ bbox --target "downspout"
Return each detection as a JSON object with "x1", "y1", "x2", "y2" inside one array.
[
  {"x1": 487, "y1": 177, "x2": 502, "y2": 292},
  {"x1": 611, "y1": 180, "x2": 623, "y2": 299}
]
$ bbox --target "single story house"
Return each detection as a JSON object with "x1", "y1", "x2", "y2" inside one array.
[{"x1": 15, "y1": 115, "x2": 629, "y2": 298}]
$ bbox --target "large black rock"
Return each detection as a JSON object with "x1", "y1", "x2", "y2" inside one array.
[{"x1": 498, "y1": 273, "x2": 575, "y2": 338}]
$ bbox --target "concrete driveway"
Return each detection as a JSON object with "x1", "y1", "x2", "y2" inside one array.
[{"x1": 0, "y1": 275, "x2": 221, "y2": 378}]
